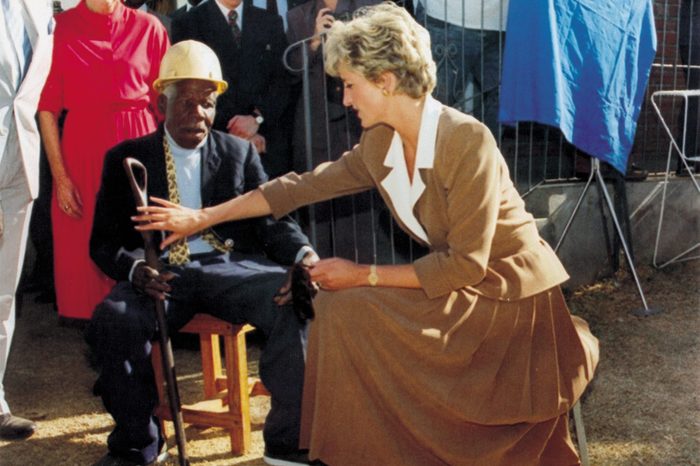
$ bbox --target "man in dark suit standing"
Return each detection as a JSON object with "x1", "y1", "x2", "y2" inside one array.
[
  {"x1": 86, "y1": 41, "x2": 317, "y2": 466},
  {"x1": 248, "y1": 0, "x2": 310, "y2": 31},
  {"x1": 169, "y1": 0, "x2": 205, "y2": 21},
  {"x1": 172, "y1": 0, "x2": 293, "y2": 179}
]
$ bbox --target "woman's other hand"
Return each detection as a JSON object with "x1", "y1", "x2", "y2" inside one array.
[
  {"x1": 227, "y1": 114, "x2": 259, "y2": 139},
  {"x1": 249, "y1": 133, "x2": 267, "y2": 154},
  {"x1": 308, "y1": 257, "x2": 365, "y2": 290},
  {"x1": 55, "y1": 175, "x2": 83, "y2": 218},
  {"x1": 40, "y1": 111, "x2": 84, "y2": 218},
  {"x1": 133, "y1": 197, "x2": 205, "y2": 249}
]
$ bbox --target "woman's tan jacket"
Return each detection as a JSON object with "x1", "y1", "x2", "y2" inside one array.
[{"x1": 260, "y1": 105, "x2": 569, "y2": 301}]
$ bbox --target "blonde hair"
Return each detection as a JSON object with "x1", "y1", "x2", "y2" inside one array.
[{"x1": 323, "y1": 2, "x2": 436, "y2": 98}]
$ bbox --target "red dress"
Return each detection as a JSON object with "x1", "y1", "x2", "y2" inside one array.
[{"x1": 38, "y1": 1, "x2": 169, "y2": 320}]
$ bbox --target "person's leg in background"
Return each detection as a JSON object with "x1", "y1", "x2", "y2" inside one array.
[
  {"x1": 423, "y1": 15, "x2": 504, "y2": 140},
  {"x1": 473, "y1": 28, "x2": 505, "y2": 139},
  {"x1": 0, "y1": 149, "x2": 37, "y2": 440},
  {"x1": 425, "y1": 19, "x2": 468, "y2": 110},
  {"x1": 30, "y1": 126, "x2": 57, "y2": 305},
  {"x1": 677, "y1": 0, "x2": 700, "y2": 174}
]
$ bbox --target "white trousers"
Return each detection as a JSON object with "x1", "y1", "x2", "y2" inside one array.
[{"x1": 0, "y1": 144, "x2": 33, "y2": 415}]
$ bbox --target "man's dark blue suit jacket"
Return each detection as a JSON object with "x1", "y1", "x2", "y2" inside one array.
[{"x1": 90, "y1": 125, "x2": 310, "y2": 282}]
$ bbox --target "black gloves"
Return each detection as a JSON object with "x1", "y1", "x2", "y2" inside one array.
[{"x1": 291, "y1": 263, "x2": 317, "y2": 323}]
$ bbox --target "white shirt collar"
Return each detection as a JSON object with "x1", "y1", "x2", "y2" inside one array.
[
  {"x1": 215, "y1": 0, "x2": 243, "y2": 28},
  {"x1": 379, "y1": 95, "x2": 442, "y2": 243}
]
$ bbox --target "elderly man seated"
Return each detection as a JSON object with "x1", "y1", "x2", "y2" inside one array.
[{"x1": 85, "y1": 41, "x2": 317, "y2": 466}]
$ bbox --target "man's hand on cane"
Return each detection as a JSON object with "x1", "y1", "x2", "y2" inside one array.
[{"x1": 131, "y1": 262, "x2": 175, "y2": 301}]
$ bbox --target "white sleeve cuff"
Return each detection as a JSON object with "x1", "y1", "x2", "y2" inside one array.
[{"x1": 294, "y1": 245, "x2": 315, "y2": 264}]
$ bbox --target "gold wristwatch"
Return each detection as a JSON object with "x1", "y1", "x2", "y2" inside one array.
[{"x1": 368, "y1": 264, "x2": 378, "y2": 287}]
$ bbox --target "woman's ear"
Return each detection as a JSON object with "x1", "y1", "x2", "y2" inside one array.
[{"x1": 378, "y1": 72, "x2": 398, "y2": 95}]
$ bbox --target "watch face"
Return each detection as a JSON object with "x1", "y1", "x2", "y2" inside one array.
[{"x1": 368, "y1": 265, "x2": 378, "y2": 286}]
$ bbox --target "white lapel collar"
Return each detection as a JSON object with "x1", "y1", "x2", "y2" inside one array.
[
  {"x1": 409, "y1": 94, "x2": 441, "y2": 211},
  {"x1": 415, "y1": 95, "x2": 441, "y2": 171},
  {"x1": 379, "y1": 96, "x2": 442, "y2": 244},
  {"x1": 379, "y1": 133, "x2": 406, "y2": 223}
]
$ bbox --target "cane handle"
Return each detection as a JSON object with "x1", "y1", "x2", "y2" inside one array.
[{"x1": 123, "y1": 158, "x2": 148, "y2": 209}]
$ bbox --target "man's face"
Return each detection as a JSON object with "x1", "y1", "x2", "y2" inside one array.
[{"x1": 160, "y1": 80, "x2": 218, "y2": 149}]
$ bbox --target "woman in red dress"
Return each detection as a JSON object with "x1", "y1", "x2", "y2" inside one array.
[{"x1": 38, "y1": 0, "x2": 169, "y2": 321}]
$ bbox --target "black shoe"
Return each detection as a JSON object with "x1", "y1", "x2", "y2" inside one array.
[
  {"x1": 91, "y1": 453, "x2": 157, "y2": 466},
  {"x1": 0, "y1": 414, "x2": 36, "y2": 440},
  {"x1": 263, "y1": 447, "x2": 311, "y2": 466},
  {"x1": 676, "y1": 165, "x2": 697, "y2": 177}
]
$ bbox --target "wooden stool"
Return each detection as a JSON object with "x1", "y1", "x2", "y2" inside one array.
[{"x1": 151, "y1": 313, "x2": 270, "y2": 455}]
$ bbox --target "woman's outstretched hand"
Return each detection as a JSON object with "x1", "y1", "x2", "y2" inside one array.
[{"x1": 132, "y1": 197, "x2": 206, "y2": 249}]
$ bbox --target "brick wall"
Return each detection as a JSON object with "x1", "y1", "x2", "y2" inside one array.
[{"x1": 630, "y1": 0, "x2": 690, "y2": 172}]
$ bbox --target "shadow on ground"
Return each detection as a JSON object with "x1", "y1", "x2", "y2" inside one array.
[{"x1": 1, "y1": 261, "x2": 698, "y2": 465}]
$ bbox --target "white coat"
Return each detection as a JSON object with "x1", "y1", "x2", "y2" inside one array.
[{"x1": 0, "y1": 0, "x2": 54, "y2": 198}]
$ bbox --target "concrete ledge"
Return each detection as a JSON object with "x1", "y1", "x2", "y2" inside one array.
[{"x1": 525, "y1": 174, "x2": 700, "y2": 289}]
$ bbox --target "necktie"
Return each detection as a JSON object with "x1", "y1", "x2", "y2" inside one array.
[
  {"x1": 162, "y1": 137, "x2": 232, "y2": 265},
  {"x1": 227, "y1": 9, "x2": 241, "y2": 43}
]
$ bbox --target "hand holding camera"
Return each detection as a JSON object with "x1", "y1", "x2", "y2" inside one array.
[
  {"x1": 314, "y1": 7, "x2": 335, "y2": 36},
  {"x1": 310, "y1": 7, "x2": 334, "y2": 51},
  {"x1": 312, "y1": 7, "x2": 351, "y2": 51}
]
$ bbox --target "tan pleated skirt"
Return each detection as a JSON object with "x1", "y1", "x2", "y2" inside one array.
[{"x1": 300, "y1": 286, "x2": 599, "y2": 466}]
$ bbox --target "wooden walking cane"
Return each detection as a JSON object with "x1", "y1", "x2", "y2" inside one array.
[{"x1": 123, "y1": 157, "x2": 190, "y2": 466}]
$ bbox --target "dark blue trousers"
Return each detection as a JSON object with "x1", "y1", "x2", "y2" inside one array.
[
  {"x1": 418, "y1": 7, "x2": 504, "y2": 138},
  {"x1": 678, "y1": 0, "x2": 700, "y2": 165},
  {"x1": 85, "y1": 252, "x2": 305, "y2": 464}
]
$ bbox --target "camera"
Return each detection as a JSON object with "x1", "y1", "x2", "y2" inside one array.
[{"x1": 328, "y1": 11, "x2": 351, "y2": 21}]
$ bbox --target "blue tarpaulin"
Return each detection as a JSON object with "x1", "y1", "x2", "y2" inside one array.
[{"x1": 499, "y1": 0, "x2": 657, "y2": 174}]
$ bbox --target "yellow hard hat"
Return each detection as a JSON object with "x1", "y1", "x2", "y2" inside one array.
[{"x1": 153, "y1": 40, "x2": 228, "y2": 95}]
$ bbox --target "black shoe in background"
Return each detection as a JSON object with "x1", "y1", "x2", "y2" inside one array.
[
  {"x1": 624, "y1": 163, "x2": 648, "y2": 181},
  {"x1": 676, "y1": 165, "x2": 698, "y2": 177},
  {"x1": 0, "y1": 413, "x2": 36, "y2": 440}
]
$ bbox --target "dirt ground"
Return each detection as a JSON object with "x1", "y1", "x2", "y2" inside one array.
[{"x1": 0, "y1": 260, "x2": 698, "y2": 466}]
